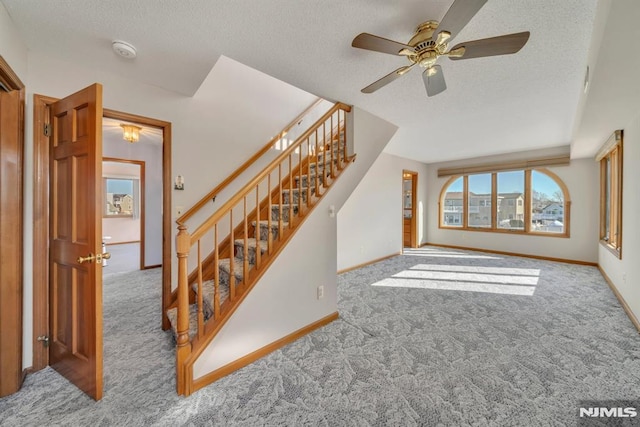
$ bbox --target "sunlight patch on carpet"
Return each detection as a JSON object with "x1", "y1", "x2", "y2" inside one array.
[
  {"x1": 402, "y1": 248, "x2": 501, "y2": 260},
  {"x1": 372, "y1": 264, "x2": 540, "y2": 296}
]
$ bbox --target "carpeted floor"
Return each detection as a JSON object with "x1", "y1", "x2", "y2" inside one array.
[{"x1": 1, "y1": 246, "x2": 639, "y2": 426}]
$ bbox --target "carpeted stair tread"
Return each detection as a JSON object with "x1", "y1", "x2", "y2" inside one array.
[
  {"x1": 270, "y1": 204, "x2": 300, "y2": 222},
  {"x1": 234, "y1": 237, "x2": 269, "y2": 252},
  {"x1": 166, "y1": 304, "x2": 198, "y2": 341},
  {"x1": 191, "y1": 279, "x2": 229, "y2": 318},
  {"x1": 218, "y1": 257, "x2": 247, "y2": 280},
  {"x1": 234, "y1": 238, "x2": 269, "y2": 264},
  {"x1": 252, "y1": 219, "x2": 290, "y2": 229},
  {"x1": 309, "y1": 159, "x2": 340, "y2": 170},
  {"x1": 281, "y1": 187, "x2": 315, "y2": 204}
]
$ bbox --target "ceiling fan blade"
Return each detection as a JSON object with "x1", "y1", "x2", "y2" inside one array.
[
  {"x1": 448, "y1": 31, "x2": 530, "y2": 60},
  {"x1": 352, "y1": 33, "x2": 414, "y2": 56},
  {"x1": 432, "y1": 0, "x2": 488, "y2": 43},
  {"x1": 423, "y1": 65, "x2": 446, "y2": 97},
  {"x1": 361, "y1": 65, "x2": 415, "y2": 94}
]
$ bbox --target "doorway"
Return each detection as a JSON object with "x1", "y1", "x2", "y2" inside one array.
[
  {"x1": 102, "y1": 158, "x2": 145, "y2": 274},
  {"x1": 403, "y1": 170, "x2": 417, "y2": 248},
  {"x1": 30, "y1": 93, "x2": 172, "y2": 384}
]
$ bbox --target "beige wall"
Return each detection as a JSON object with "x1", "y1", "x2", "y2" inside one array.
[
  {"x1": 337, "y1": 153, "x2": 428, "y2": 271},
  {"x1": 426, "y1": 157, "x2": 599, "y2": 263},
  {"x1": 599, "y1": 110, "x2": 640, "y2": 322}
]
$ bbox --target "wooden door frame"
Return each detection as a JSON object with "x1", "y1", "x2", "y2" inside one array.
[
  {"x1": 0, "y1": 55, "x2": 25, "y2": 397},
  {"x1": 102, "y1": 157, "x2": 146, "y2": 270},
  {"x1": 403, "y1": 170, "x2": 418, "y2": 248},
  {"x1": 31, "y1": 94, "x2": 172, "y2": 371}
]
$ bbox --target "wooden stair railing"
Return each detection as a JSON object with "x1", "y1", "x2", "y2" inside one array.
[
  {"x1": 175, "y1": 97, "x2": 323, "y2": 227},
  {"x1": 172, "y1": 102, "x2": 353, "y2": 395},
  {"x1": 166, "y1": 98, "x2": 324, "y2": 324}
]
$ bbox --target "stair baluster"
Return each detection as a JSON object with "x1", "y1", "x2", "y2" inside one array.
[{"x1": 172, "y1": 103, "x2": 354, "y2": 396}]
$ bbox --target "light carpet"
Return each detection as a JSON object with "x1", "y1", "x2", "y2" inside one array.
[{"x1": 1, "y1": 246, "x2": 639, "y2": 426}]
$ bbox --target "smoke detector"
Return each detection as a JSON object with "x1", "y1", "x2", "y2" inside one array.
[{"x1": 112, "y1": 40, "x2": 137, "y2": 59}]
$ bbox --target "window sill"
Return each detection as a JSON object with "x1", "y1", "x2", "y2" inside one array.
[
  {"x1": 600, "y1": 240, "x2": 622, "y2": 259},
  {"x1": 439, "y1": 224, "x2": 569, "y2": 238}
]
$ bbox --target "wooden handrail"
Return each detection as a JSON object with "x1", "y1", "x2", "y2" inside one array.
[
  {"x1": 176, "y1": 98, "x2": 325, "y2": 225},
  {"x1": 189, "y1": 103, "x2": 351, "y2": 242},
  {"x1": 175, "y1": 99, "x2": 353, "y2": 394}
]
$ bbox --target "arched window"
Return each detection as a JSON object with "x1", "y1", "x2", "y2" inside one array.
[
  {"x1": 439, "y1": 168, "x2": 570, "y2": 237},
  {"x1": 442, "y1": 176, "x2": 463, "y2": 227}
]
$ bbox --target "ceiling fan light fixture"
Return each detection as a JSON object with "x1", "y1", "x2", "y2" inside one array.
[
  {"x1": 446, "y1": 46, "x2": 466, "y2": 58},
  {"x1": 351, "y1": 0, "x2": 529, "y2": 97},
  {"x1": 120, "y1": 124, "x2": 142, "y2": 143}
]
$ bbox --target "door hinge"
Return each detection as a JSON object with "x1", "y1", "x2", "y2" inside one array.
[
  {"x1": 43, "y1": 123, "x2": 52, "y2": 137},
  {"x1": 37, "y1": 335, "x2": 50, "y2": 347}
]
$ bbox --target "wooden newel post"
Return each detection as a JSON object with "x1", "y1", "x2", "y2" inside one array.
[{"x1": 176, "y1": 224, "x2": 191, "y2": 395}]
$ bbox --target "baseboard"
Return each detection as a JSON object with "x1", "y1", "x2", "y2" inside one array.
[
  {"x1": 598, "y1": 266, "x2": 640, "y2": 333},
  {"x1": 337, "y1": 252, "x2": 400, "y2": 274},
  {"x1": 191, "y1": 311, "x2": 339, "y2": 393},
  {"x1": 424, "y1": 242, "x2": 597, "y2": 267},
  {"x1": 143, "y1": 264, "x2": 162, "y2": 270}
]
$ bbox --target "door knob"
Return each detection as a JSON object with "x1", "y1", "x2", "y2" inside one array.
[
  {"x1": 96, "y1": 252, "x2": 111, "y2": 263},
  {"x1": 77, "y1": 253, "x2": 95, "y2": 264},
  {"x1": 77, "y1": 252, "x2": 111, "y2": 264}
]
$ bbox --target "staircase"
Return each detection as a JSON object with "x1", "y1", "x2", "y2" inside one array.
[{"x1": 166, "y1": 103, "x2": 353, "y2": 395}]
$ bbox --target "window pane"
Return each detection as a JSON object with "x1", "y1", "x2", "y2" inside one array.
[
  {"x1": 531, "y1": 170, "x2": 564, "y2": 233},
  {"x1": 443, "y1": 177, "x2": 463, "y2": 227},
  {"x1": 604, "y1": 158, "x2": 611, "y2": 240},
  {"x1": 497, "y1": 171, "x2": 524, "y2": 230},
  {"x1": 468, "y1": 174, "x2": 491, "y2": 228}
]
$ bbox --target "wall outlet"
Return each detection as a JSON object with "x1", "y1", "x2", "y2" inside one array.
[
  {"x1": 623, "y1": 272, "x2": 627, "y2": 284},
  {"x1": 317, "y1": 285, "x2": 324, "y2": 299},
  {"x1": 176, "y1": 206, "x2": 184, "y2": 216}
]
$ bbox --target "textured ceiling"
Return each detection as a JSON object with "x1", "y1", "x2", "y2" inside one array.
[{"x1": 1, "y1": 0, "x2": 600, "y2": 163}]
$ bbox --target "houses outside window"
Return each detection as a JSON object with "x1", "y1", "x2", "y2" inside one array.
[
  {"x1": 442, "y1": 177, "x2": 463, "y2": 227},
  {"x1": 468, "y1": 174, "x2": 491, "y2": 228},
  {"x1": 439, "y1": 168, "x2": 570, "y2": 237},
  {"x1": 597, "y1": 130, "x2": 623, "y2": 258}
]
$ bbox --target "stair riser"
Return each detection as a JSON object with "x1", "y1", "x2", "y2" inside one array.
[
  {"x1": 219, "y1": 266, "x2": 244, "y2": 289},
  {"x1": 271, "y1": 205, "x2": 299, "y2": 222},
  {"x1": 294, "y1": 174, "x2": 327, "y2": 188},
  {"x1": 316, "y1": 149, "x2": 346, "y2": 164},
  {"x1": 234, "y1": 242, "x2": 266, "y2": 264},
  {"x1": 282, "y1": 190, "x2": 310, "y2": 205},
  {"x1": 309, "y1": 159, "x2": 340, "y2": 171},
  {"x1": 256, "y1": 223, "x2": 281, "y2": 241}
]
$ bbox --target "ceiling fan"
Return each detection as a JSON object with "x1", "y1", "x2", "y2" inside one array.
[{"x1": 351, "y1": 0, "x2": 530, "y2": 96}]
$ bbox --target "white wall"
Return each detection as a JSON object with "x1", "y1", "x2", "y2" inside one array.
[
  {"x1": 337, "y1": 153, "x2": 428, "y2": 271},
  {"x1": 18, "y1": 52, "x2": 321, "y2": 369},
  {"x1": 0, "y1": 2, "x2": 27, "y2": 81},
  {"x1": 426, "y1": 157, "x2": 599, "y2": 263},
  {"x1": 193, "y1": 107, "x2": 398, "y2": 378},
  {"x1": 599, "y1": 110, "x2": 640, "y2": 320}
]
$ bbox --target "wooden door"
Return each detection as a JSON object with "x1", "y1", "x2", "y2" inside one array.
[
  {"x1": 403, "y1": 171, "x2": 417, "y2": 248},
  {"x1": 0, "y1": 89, "x2": 24, "y2": 398},
  {"x1": 49, "y1": 83, "x2": 104, "y2": 400}
]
